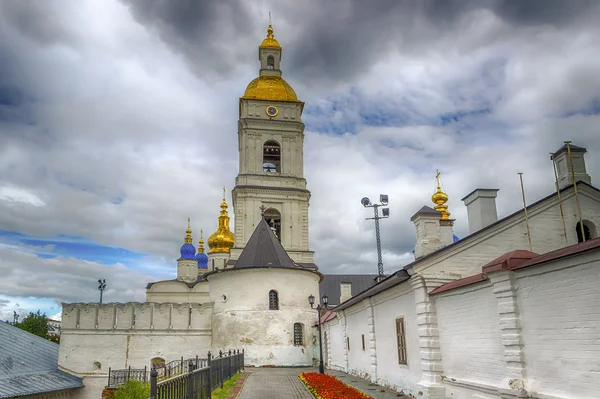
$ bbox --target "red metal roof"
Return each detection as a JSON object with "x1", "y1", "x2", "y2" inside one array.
[{"x1": 431, "y1": 237, "x2": 600, "y2": 295}]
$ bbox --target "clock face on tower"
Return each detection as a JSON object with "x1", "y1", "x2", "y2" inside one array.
[{"x1": 266, "y1": 105, "x2": 279, "y2": 117}]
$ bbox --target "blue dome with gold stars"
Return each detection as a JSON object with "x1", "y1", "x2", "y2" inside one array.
[
  {"x1": 195, "y1": 229, "x2": 209, "y2": 268},
  {"x1": 179, "y1": 218, "x2": 196, "y2": 260}
]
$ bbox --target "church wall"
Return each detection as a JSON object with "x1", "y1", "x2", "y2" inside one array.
[
  {"x1": 435, "y1": 283, "x2": 505, "y2": 392},
  {"x1": 327, "y1": 318, "x2": 345, "y2": 371},
  {"x1": 413, "y1": 189, "x2": 600, "y2": 279},
  {"x1": 207, "y1": 267, "x2": 320, "y2": 366},
  {"x1": 344, "y1": 306, "x2": 371, "y2": 380},
  {"x1": 516, "y1": 250, "x2": 600, "y2": 399},
  {"x1": 59, "y1": 302, "x2": 213, "y2": 375},
  {"x1": 371, "y1": 285, "x2": 421, "y2": 396},
  {"x1": 145, "y1": 280, "x2": 210, "y2": 304}
]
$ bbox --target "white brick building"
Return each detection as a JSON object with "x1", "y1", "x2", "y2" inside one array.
[{"x1": 323, "y1": 143, "x2": 600, "y2": 399}]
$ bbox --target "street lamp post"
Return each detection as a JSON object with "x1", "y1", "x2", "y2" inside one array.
[
  {"x1": 361, "y1": 194, "x2": 390, "y2": 281},
  {"x1": 98, "y1": 279, "x2": 107, "y2": 303},
  {"x1": 308, "y1": 294, "x2": 328, "y2": 374}
]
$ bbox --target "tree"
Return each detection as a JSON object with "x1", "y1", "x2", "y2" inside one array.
[{"x1": 16, "y1": 310, "x2": 48, "y2": 339}]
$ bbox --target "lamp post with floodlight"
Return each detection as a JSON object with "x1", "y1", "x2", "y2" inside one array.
[
  {"x1": 98, "y1": 279, "x2": 106, "y2": 303},
  {"x1": 361, "y1": 194, "x2": 390, "y2": 282},
  {"x1": 308, "y1": 294, "x2": 328, "y2": 374}
]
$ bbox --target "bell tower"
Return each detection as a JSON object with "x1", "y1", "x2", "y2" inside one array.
[{"x1": 230, "y1": 24, "x2": 315, "y2": 267}]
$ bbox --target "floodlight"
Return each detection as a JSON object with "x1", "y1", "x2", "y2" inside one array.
[
  {"x1": 361, "y1": 197, "x2": 371, "y2": 207},
  {"x1": 380, "y1": 194, "x2": 389, "y2": 205},
  {"x1": 382, "y1": 208, "x2": 390, "y2": 217}
]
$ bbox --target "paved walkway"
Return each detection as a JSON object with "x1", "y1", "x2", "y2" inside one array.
[
  {"x1": 236, "y1": 367, "x2": 402, "y2": 399},
  {"x1": 328, "y1": 369, "x2": 404, "y2": 399},
  {"x1": 237, "y1": 367, "x2": 315, "y2": 399}
]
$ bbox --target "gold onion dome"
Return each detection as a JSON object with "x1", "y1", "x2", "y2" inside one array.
[
  {"x1": 432, "y1": 170, "x2": 451, "y2": 220},
  {"x1": 208, "y1": 188, "x2": 235, "y2": 254}
]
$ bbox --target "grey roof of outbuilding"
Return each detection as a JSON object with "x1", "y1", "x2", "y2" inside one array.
[
  {"x1": 319, "y1": 274, "x2": 379, "y2": 306},
  {"x1": 234, "y1": 218, "x2": 299, "y2": 269},
  {"x1": 0, "y1": 322, "x2": 83, "y2": 398},
  {"x1": 410, "y1": 205, "x2": 440, "y2": 221}
]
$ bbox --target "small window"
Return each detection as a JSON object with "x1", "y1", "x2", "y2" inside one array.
[
  {"x1": 347, "y1": 337, "x2": 350, "y2": 351},
  {"x1": 267, "y1": 55, "x2": 274, "y2": 70},
  {"x1": 294, "y1": 323, "x2": 304, "y2": 346},
  {"x1": 362, "y1": 334, "x2": 365, "y2": 351},
  {"x1": 93, "y1": 361, "x2": 102, "y2": 371},
  {"x1": 151, "y1": 357, "x2": 165, "y2": 369},
  {"x1": 396, "y1": 317, "x2": 407, "y2": 365},
  {"x1": 269, "y1": 290, "x2": 279, "y2": 310},
  {"x1": 576, "y1": 220, "x2": 596, "y2": 243}
]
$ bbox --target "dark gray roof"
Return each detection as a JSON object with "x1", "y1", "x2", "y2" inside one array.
[
  {"x1": 0, "y1": 322, "x2": 83, "y2": 398},
  {"x1": 334, "y1": 270, "x2": 412, "y2": 311},
  {"x1": 234, "y1": 218, "x2": 299, "y2": 268},
  {"x1": 410, "y1": 205, "x2": 440, "y2": 221},
  {"x1": 319, "y1": 274, "x2": 379, "y2": 306},
  {"x1": 147, "y1": 274, "x2": 207, "y2": 289}
]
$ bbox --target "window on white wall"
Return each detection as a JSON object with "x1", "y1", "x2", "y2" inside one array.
[
  {"x1": 294, "y1": 322, "x2": 304, "y2": 346},
  {"x1": 362, "y1": 334, "x2": 365, "y2": 351},
  {"x1": 396, "y1": 317, "x2": 407, "y2": 365},
  {"x1": 269, "y1": 290, "x2": 279, "y2": 310}
]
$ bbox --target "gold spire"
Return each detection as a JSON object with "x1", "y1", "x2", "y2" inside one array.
[
  {"x1": 260, "y1": 23, "x2": 281, "y2": 49},
  {"x1": 432, "y1": 170, "x2": 450, "y2": 220},
  {"x1": 208, "y1": 187, "x2": 235, "y2": 254},
  {"x1": 184, "y1": 217, "x2": 193, "y2": 244},
  {"x1": 197, "y1": 229, "x2": 205, "y2": 254}
]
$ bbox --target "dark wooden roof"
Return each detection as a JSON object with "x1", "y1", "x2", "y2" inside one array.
[{"x1": 234, "y1": 218, "x2": 299, "y2": 269}]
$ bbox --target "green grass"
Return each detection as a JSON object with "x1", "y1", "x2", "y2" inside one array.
[{"x1": 212, "y1": 372, "x2": 241, "y2": 399}]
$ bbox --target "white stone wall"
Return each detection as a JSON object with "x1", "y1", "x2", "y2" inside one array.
[
  {"x1": 344, "y1": 306, "x2": 371, "y2": 380},
  {"x1": 59, "y1": 302, "x2": 213, "y2": 374},
  {"x1": 207, "y1": 267, "x2": 319, "y2": 366},
  {"x1": 371, "y1": 285, "x2": 421, "y2": 395},
  {"x1": 145, "y1": 280, "x2": 209, "y2": 304},
  {"x1": 413, "y1": 187, "x2": 600, "y2": 278},
  {"x1": 435, "y1": 283, "x2": 505, "y2": 391},
  {"x1": 516, "y1": 251, "x2": 600, "y2": 399},
  {"x1": 19, "y1": 388, "x2": 80, "y2": 399},
  {"x1": 327, "y1": 318, "x2": 345, "y2": 371}
]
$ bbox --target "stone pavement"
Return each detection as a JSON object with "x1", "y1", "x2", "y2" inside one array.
[
  {"x1": 328, "y1": 369, "x2": 405, "y2": 398},
  {"x1": 236, "y1": 367, "x2": 315, "y2": 399}
]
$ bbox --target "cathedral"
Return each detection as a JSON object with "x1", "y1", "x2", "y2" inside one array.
[
  {"x1": 58, "y1": 24, "x2": 323, "y2": 398},
  {"x1": 56, "y1": 23, "x2": 600, "y2": 399}
]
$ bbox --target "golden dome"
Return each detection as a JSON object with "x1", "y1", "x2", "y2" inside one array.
[
  {"x1": 260, "y1": 24, "x2": 281, "y2": 49},
  {"x1": 208, "y1": 188, "x2": 235, "y2": 254},
  {"x1": 432, "y1": 170, "x2": 451, "y2": 220},
  {"x1": 243, "y1": 76, "x2": 298, "y2": 102}
]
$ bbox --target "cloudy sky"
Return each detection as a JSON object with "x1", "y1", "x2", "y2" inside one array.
[{"x1": 1, "y1": 0, "x2": 599, "y2": 321}]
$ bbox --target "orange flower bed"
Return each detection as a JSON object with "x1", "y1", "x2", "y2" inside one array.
[{"x1": 299, "y1": 372, "x2": 373, "y2": 399}]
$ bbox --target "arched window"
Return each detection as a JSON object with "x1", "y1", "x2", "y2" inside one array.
[
  {"x1": 269, "y1": 290, "x2": 279, "y2": 310},
  {"x1": 294, "y1": 322, "x2": 304, "y2": 346},
  {"x1": 267, "y1": 55, "x2": 274, "y2": 70},
  {"x1": 576, "y1": 220, "x2": 596, "y2": 243},
  {"x1": 263, "y1": 140, "x2": 281, "y2": 173},
  {"x1": 93, "y1": 361, "x2": 102, "y2": 371},
  {"x1": 151, "y1": 357, "x2": 165, "y2": 370},
  {"x1": 264, "y1": 208, "x2": 282, "y2": 242}
]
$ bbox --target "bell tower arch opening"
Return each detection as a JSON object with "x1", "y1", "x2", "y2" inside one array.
[
  {"x1": 263, "y1": 140, "x2": 281, "y2": 173},
  {"x1": 264, "y1": 208, "x2": 282, "y2": 241}
]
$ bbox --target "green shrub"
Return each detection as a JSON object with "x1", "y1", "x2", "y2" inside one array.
[{"x1": 114, "y1": 380, "x2": 150, "y2": 399}]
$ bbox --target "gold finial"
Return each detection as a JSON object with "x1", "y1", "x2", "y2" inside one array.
[
  {"x1": 184, "y1": 217, "x2": 193, "y2": 244},
  {"x1": 431, "y1": 170, "x2": 450, "y2": 220},
  {"x1": 260, "y1": 205, "x2": 267, "y2": 216},
  {"x1": 260, "y1": 19, "x2": 281, "y2": 49},
  {"x1": 198, "y1": 229, "x2": 205, "y2": 254}
]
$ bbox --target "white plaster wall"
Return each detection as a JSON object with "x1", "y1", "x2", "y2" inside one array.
[
  {"x1": 516, "y1": 251, "x2": 600, "y2": 399},
  {"x1": 145, "y1": 280, "x2": 209, "y2": 304},
  {"x1": 207, "y1": 267, "x2": 320, "y2": 366},
  {"x1": 372, "y1": 285, "x2": 422, "y2": 396},
  {"x1": 59, "y1": 302, "x2": 212, "y2": 374},
  {"x1": 414, "y1": 188, "x2": 600, "y2": 278},
  {"x1": 344, "y1": 307, "x2": 371, "y2": 379},
  {"x1": 69, "y1": 375, "x2": 107, "y2": 399},
  {"x1": 435, "y1": 283, "x2": 505, "y2": 394},
  {"x1": 327, "y1": 319, "x2": 345, "y2": 371},
  {"x1": 20, "y1": 388, "x2": 81, "y2": 399}
]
